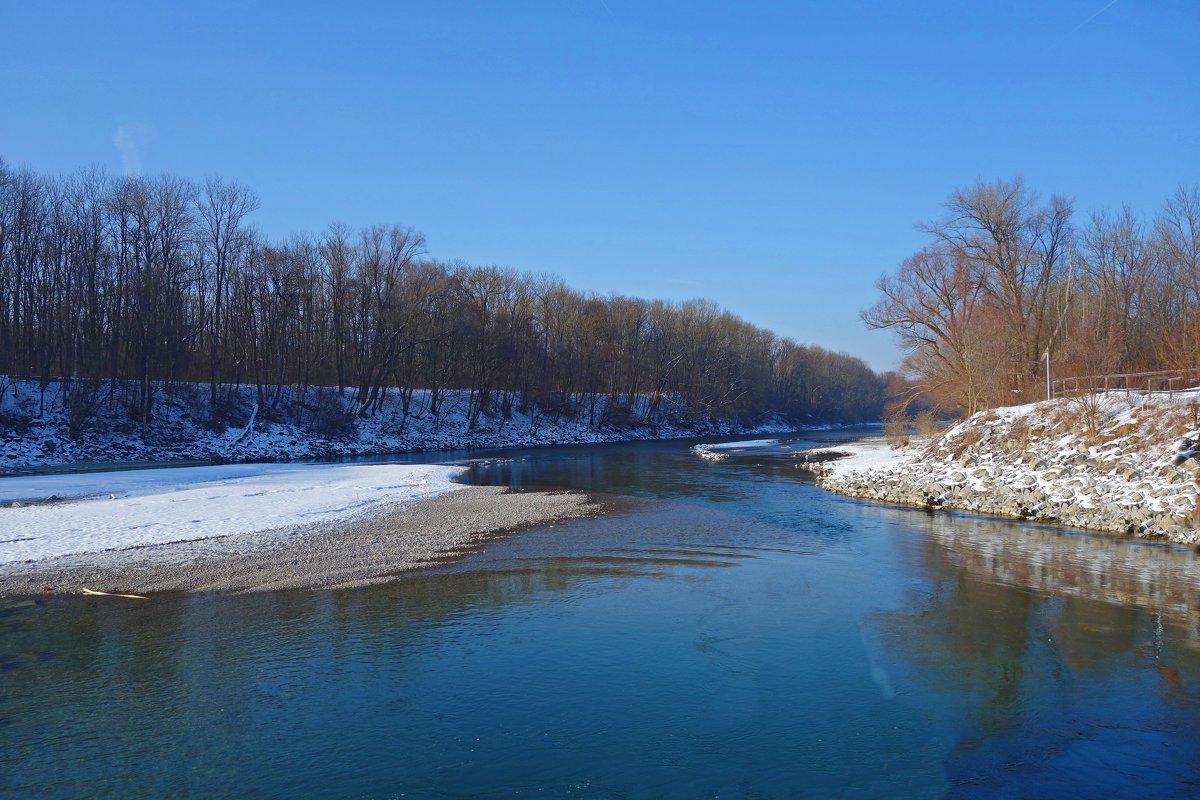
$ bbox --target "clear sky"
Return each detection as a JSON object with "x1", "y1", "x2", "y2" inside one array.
[{"x1": 2, "y1": 1, "x2": 1197, "y2": 371}]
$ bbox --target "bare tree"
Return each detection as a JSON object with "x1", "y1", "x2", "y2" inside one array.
[
  {"x1": 863, "y1": 248, "x2": 999, "y2": 413},
  {"x1": 0, "y1": 161, "x2": 887, "y2": 436},
  {"x1": 198, "y1": 176, "x2": 258, "y2": 416},
  {"x1": 921, "y1": 178, "x2": 1073, "y2": 390}
]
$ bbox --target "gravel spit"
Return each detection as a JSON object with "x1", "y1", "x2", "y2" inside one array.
[{"x1": 0, "y1": 486, "x2": 602, "y2": 596}]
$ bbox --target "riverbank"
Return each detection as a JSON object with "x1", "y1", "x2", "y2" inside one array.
[
  {"x1": 813, "y1": 392, "x2": 1200, "y2": 544},
  {"x1": 0, "y1": 463, "x2": 602, "y2": 596},
  {"x1": 0, "y1": 378, "x2": 832, "y2": 474}
]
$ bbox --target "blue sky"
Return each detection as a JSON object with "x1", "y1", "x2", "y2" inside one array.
[{"x1": 2, "y1": 1, "x2": 1197, "y2": 371}]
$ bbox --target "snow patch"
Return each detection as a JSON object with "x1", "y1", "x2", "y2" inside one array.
[
  {"x1": 0, "y1": 463, "x2": 465, "y2": 566},
  {"x1": 817, "y1": 392, "x2": 1200, "y2": 542},
  {"x1": 700, "y1": 438, "x2": 781, "y2": 451},
  {"x1": 806, "y1": 439, "x2": 915, "y2": 478},
  {"x1": 0, "y1": 379, "x2": 818, "y2": 473}
]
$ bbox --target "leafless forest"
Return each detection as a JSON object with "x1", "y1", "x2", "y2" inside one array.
[
  {"x1": 864, "y1": 178, "x2": 1200, "y2": 414},
  {"x1": 0, "y1": 160, "x2": 884, "y2": 438}
]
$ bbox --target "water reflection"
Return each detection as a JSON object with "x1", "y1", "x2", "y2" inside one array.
[
  {"x1": 6, "y1": 434, "x2": 1200, "y2": 797},
  {"x1": 897, "y1": 509, "x2": 1200, "y2": 627},
  {"x1": 461, "y1": 429, "x2": 873, "y2": 504},
  {"x1": 870, "y1": 506, "x2": 1200, "y2": 797}
]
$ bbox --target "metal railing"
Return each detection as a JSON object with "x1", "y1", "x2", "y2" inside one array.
[{"x1": 1051, "y1": 368, "x2": 1200, "y2": 399}]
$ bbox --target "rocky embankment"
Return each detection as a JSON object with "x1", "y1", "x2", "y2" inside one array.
[{"x1": 815, "y1": 392, "x2": 1200, "y2": 544}]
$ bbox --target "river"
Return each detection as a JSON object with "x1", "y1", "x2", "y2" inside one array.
[{"x1": 3, "y1": 431, "x2": 1199, "y2": 798}]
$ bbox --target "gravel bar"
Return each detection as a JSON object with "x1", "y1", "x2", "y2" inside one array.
[{"x1": 0, "y1": 486, "x2": 602, "y2": 596}]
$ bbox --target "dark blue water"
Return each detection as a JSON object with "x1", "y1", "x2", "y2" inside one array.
[{"x1": 4, "y1": 432, "x2": 1200, "y2": 798}]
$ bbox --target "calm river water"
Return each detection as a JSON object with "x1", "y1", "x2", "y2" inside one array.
[{"x1": 4, "y1": 431, "x2": 1200, "y2": 798}]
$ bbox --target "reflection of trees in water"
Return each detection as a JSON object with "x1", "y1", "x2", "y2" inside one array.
[
  {"x1": 910, "y1": 511, "x2": 1200, "y2": 636},
  {"x1": 872, "y1": 509, "x2": 1200, "y2": 792},
  {"x1": 468, "y1": 447, "x2": 817, "y2": 505},
  {"x1": 873, "y1": 510, "x2": 1200, "y2": 734},
  {"x1": 875, "y1": 573, "x2": 1038, "y2": 736}
]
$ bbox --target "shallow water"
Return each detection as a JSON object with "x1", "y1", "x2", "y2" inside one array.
[{"x1": 4, "y1": 431, "x2": 1200, "y2": 798}]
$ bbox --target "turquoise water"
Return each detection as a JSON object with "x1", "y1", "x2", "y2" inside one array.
[{"x1": 4, "y1": 433, "x2": 1200, "y2": 798}]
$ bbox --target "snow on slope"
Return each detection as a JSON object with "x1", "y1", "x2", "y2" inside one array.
[
  {"x1": 817, "y1": 391, "x2": 1200, "y2": 543},
  {"x1": 0, "y1": 463, "x2": 465, "y2": 566},
  {"x1": 0, "y1": 380, "x2": 806, "y2": 473}
]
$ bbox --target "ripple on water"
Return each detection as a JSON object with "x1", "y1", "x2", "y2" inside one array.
[{"x1": 4, "y1": 435, "x2": 1200, "y2": 797}]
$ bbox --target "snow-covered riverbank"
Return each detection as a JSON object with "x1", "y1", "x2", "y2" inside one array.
[
  {"x1": 0, "y1": 379, "x2": 813, "y2": 473},
  {"x1": 814, "y1": 392, "x2": 1200, "y2": 544},
  {"x1": 0, "y1": 463, "x2": 466, "y2": 566},
  {"x1": 0, "y1": 461, "x2": 602, "y2": 595}
]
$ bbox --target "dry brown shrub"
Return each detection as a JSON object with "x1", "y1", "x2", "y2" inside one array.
[
  {"x1": 1045, "y1": 401, "x2": 1076, "y2": 432},
  {"x1": 913, "y1": 410, "x2": 942, "y2": 439},
  {"x1": 883, "y1": 413, "x2": 911, "y2": 449},
  {"x1": 947, "y1": 425, "x2": 983, "y2": 459},
  {"x1": 1006, "y1": 414, "x2": 1031, "y2": 452},
  {"x1": 1149, "y1": 420, "x2": 1190, "y2": 454},
  {"x1": 1161, "y1": 406, "x2": 1196, "y2": 438},
  {"x1": 1127, "y1": 400, "x2": 1191, "y2": 448},
  {"x1": 1062, "y1": 393, "x2": 1110, "y2": 443},
  {"x1": 1099, "y1": 420, "x2": 1137, "y2": 445},
  {"x1": 1130, "y1": 412, "x2": 1160, "y2": 446}
]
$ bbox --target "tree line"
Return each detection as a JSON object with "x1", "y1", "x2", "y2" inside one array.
[
  {"x1": 0, "y1": 159, "x2": 885, "y2": 436},
  {"x1": 864, "y1": 177, "x2": 1200, "y2": 415}
]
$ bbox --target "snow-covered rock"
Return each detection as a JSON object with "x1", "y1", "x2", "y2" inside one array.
[{"x1": 816, "y1": 391, "x2": 1200, "y2": 543}]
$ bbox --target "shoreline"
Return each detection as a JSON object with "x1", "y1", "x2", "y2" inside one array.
[
  {"x1": 0, "y1": 422, "x2": 857, "y2": 478},
  {"x1": 0, "y1": 485, "x2": 604, "y2": 597},
  {"x1": 0, "y1": 379, "x2": 870, "y2": 476},
  {"x1": 812, "y1": 395, "x2": 1200, "y2": 545}
]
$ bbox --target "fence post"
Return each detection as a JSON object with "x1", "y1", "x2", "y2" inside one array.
[{"x1": 1052, "y1": 369, "x2": 1195, "y2": 403}]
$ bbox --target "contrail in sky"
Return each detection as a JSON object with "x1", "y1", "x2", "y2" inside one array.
[{"x1": 1071, "y1": 0, "x2": 1120, "y2": 33}]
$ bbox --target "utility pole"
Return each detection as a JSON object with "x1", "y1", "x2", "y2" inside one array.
[{"x1": 1045, "y1": 349, "x2": 1051, "y2": 401}]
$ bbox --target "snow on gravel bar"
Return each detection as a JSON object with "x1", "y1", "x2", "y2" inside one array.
[
  {"x1": 803, "y1": 439, "x2": 911, "y2": 478},
  {"x1": 0, "y1": 463, "x2": 465, "y2": 566},
  {"x1": 700, "y1": 439, "x2": 781, "y2": 451}
]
